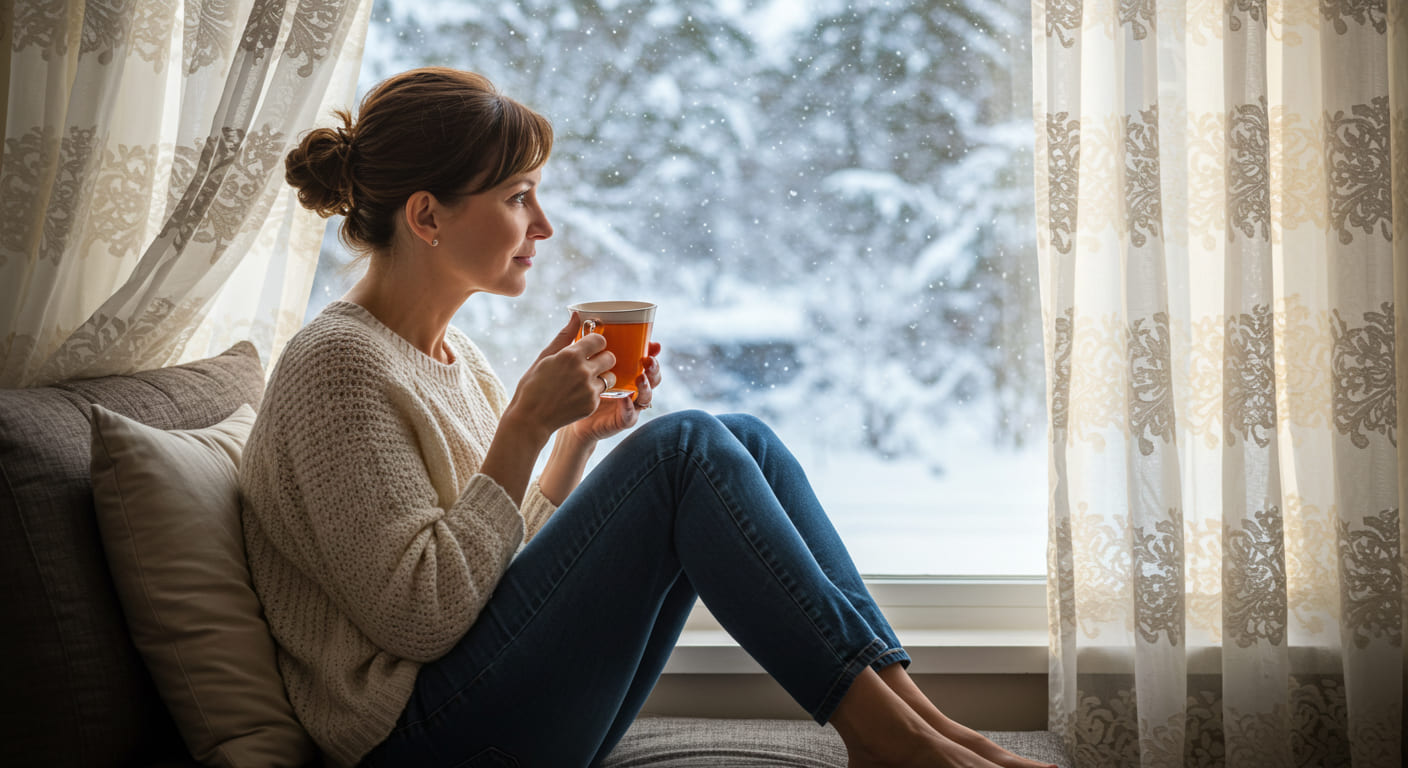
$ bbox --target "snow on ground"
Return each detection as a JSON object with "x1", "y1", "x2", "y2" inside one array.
[
  {"x1": 567, "y1": 402, "x2": 1049, "y2": 577},
  {"x1": 790, "y1": 440, "x2": 1047, "y2": 576},
  {"x1": 768, "y1": 395, "x2": 1048, "y2": 576}
]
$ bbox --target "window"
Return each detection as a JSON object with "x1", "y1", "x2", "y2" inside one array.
[{"x1": 309, "y1": 0, "x2": 1045, "y2": 577}]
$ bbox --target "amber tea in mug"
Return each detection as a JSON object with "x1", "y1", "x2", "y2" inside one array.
[{"x1": 569, "y1": 301, "x2": 657, "y2": 399}]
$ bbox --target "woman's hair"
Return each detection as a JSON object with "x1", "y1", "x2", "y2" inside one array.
[{"x1": 284, "y1": 67, "x2": 553, "y2": 252}]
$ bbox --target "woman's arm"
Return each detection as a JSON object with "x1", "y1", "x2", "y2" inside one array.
[
  {"x1": 478, "y1": 321, "x2": 663, "y2": 512},
  {"x1": 477, "y1": 409, "x2": 554, "y2": 506},
  {"x1": 475, "y1": 313, "x2": 613, "y2": 506},
  {"x1": 523, "y1": 343, "x2": 665, "y2": 506},
  {"x1": 537, "y1": 428, "x2": 597, "y2": 505}
]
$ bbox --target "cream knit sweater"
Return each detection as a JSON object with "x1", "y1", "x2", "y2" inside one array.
[{"x1": 240, "y1": 301, "x2": 557, "y2": 767}]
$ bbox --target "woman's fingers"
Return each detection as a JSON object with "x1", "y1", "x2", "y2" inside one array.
[
  {"x1": 570, "y1": 330, "x2": 608, "y2": 357},
  {"x1": 561, "y1": 333, "x2": 614, "y2": 386},
  {"x1": 588, "y1": 350, "x2": 616, "y2": 377},
  {"x1": 520, "y1": 330, "x2": 616, "y2": 428},
  {"x1": 536, "y1": 312, "x2": 583, "y2": 361},
  {"x1": 646, "y1": 343, "x2": 663, "y2": 387},
  {"x1": 633, "y1": 375, "x2": 652, "y2": 408},
  {"x1": 632, "y1": 356, "x2": 662, "y2": 411}
]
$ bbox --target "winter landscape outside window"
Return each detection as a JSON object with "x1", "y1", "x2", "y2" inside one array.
[{"x1": 307, "y1": 0, "x2": 1046, "y2": 576}]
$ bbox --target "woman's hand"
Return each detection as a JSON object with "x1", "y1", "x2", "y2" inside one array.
[
  {"x1": 503, "y1": 312, "x2": 619, "y2": 442},
  {"x1": 566, "y1": 341, "x2": 664, "y2": 443}
]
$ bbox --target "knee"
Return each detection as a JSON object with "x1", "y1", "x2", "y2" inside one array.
[
  {"x1": 716, "y1": 413, "x2": 781, "y2": 453},
  {"x1": 717, "y1": 412, "x2": 770, "y2": 439},
  {"x1": 639, "y1": 411, "x2": 786, "y2": 465},
  {"x1": 643, "y1": 409, "x2": 724, "y2": 440},
  {"x1": 636, "y1": 409, "x2": 735, "y2": 455}
]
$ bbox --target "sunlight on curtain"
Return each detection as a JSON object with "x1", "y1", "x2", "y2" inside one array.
[
  {"x1": 1033, "y1": 0, "x2": 1404, "y2": 765},
  {"x1": 0, "y1": 0, "x2": 372, "y2": 387}
]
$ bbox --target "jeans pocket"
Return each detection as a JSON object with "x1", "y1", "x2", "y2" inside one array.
[{"x1": 452, "y1": 747, "x2": 520, "y2": 768}]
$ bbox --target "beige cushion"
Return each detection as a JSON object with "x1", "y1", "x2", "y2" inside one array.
[{"x1": 90, "y1": 403, "x2": 316, "y2": 768}]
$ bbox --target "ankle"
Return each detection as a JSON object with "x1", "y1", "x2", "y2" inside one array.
[
  {"x1": 831, "y1": 670, "x2": 936, "y2": 758},
  {"x1": 876, "y1": 664, "x2": 961, "y2": 729}
]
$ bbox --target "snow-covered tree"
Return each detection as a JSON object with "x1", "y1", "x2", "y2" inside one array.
[{"x1": 326, "y1": 0, "x2": 1042, "y2": 470}]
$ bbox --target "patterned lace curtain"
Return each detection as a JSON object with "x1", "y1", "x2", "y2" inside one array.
[
  {"x1": 0, "y1": 0, "x2": 372, "y2": 388},
  {"x1": 1034, "y1": 1, "x2": 1405, "y2": 766}
]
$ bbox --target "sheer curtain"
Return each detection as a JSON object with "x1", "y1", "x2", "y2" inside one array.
[
  {"x1": 1, "y1": 0, "x2": 371, "y2": 388},
  {"x1": 1034, "y1": 1, "x2": 1404, "y2": 765}
]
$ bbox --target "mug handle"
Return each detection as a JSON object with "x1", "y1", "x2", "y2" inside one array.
[{"x1": 582, "y1": 319, "x2": 602, "y2": 335}]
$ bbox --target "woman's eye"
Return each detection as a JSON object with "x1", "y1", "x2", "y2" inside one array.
[{"x1": 512, "y1": 191, "x2": 529, "y2": 205}]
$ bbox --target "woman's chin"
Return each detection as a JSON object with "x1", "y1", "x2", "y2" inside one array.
[
  {"x1": 473, "y1": 277, "x2": 528, "y2": 299},
  {"x1": 494, "y1": 281, "x2": 528, "y2": 298}
]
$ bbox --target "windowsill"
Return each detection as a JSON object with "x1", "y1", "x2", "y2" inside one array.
[{"x1": 665, "y1": 577, "x2": 1049, "y2": 675}]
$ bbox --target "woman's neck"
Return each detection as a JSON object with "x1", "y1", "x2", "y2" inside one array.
[{"x1": 343, "y1": 256, "x2": 468, "y2": 364}]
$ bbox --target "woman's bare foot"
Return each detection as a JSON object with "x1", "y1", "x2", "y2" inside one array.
[
  {"x1": 924, "y1": 715, "x2": 1056, "y2": 768},
  {"x1": 877, "y1": 665, "x2": 1059, "y2": 768},
  {"x1": 831, "y1": 668, "x2": 1004, "y2": 768},
  {"x1": 846, "y1": 730, "x2": 1005, "y2": 768}
]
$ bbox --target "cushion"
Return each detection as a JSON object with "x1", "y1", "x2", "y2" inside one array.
[
  {"x1": 90, "y1": 403, "x2": 315, "y2": 767},
  {"x1": 602, "y1": 717, "x2": 1072, "y2": 767},
  {"x1": 0, "y1": 342, "x2": 266, "y2": 767},
  {"x1": 604, "y1": 717, "x2": 849, "y2": 767}
]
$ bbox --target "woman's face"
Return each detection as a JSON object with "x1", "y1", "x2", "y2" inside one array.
[{"x1": 439, "y1": 167, "x2": 552, "y2": 297}]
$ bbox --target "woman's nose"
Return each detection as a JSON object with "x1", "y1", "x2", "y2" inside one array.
[{"x1": 530, "y1": 209, "x2": 553, "y2": 240}]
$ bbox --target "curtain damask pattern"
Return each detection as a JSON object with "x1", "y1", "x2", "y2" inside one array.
[
  {"x1": 0, "y1": 0, "x2": 371, "y2": 387},
  {"x1": 1034, "y1": 0, "x2": 1404, "y2": 765}
]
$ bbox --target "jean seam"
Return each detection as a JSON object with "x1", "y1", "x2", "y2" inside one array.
[
  {"x1": 405, "y1": 447, "x2": 690, "y2": 731},
  {"x1": 869, "y1": 647, "x2": 910, "y2": 671},
  {"x1": 722, "y1": 416, "x2": 891, "y2": 664},
  {"x1": 685, "y1": 450, "x2": 853, "y2": 667}
]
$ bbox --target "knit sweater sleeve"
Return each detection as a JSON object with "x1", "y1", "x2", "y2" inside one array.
[
  {"x1": 521, "y1": 480, "x2": 557, "y2": 541},
  {"x1": 262, "y1": 335, "x2": 524, "y2": 663}
]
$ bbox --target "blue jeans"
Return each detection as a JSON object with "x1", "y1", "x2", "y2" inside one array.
[{"x1": 360, "y1": 411, "x2": 910, "y2": 767}]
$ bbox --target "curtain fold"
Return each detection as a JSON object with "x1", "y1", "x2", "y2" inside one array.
[
  {"x1": 1035, "y1": 1, "x2": 1403, "y2": 765},
  {"x1": 0, "y1": 0, "x2": 371, "y2": 388}
]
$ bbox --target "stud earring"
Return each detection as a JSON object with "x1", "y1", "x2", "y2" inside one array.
[{"x1": 431, "y1": 239, "x2": 439, "y2": 247}]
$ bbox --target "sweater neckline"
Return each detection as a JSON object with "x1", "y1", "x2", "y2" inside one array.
[{"x1": 325, "y1": 300, "x2": 465, "y2": 384}]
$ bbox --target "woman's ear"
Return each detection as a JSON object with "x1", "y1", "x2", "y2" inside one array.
[{"x1": 403, "y1": 190, "x2": 440, "y2": 247}]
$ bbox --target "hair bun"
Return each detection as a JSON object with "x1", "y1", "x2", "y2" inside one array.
[
  {"x1": 285, "y1": 109, "x2": 357, "y2": 218},
  {"x1": 283, "y1": 68, "x2": 553, "y2": 253}
]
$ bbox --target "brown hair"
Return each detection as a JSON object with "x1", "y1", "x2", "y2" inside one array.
[{"x1": 285, "y1": 67, "x2": 553, "y2": 252}]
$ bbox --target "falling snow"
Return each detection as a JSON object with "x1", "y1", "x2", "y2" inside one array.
[{"x1": 309, "y1": 0, "x2": 1046, "y2": 574}]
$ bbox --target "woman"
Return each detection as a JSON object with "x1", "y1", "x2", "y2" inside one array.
[{"x1": 241, "y1": 67, "x2": 1054, "y2": 768}]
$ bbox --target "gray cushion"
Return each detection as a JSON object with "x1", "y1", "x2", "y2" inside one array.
[
  {"x1": 0, "y1": 342, "x2": 265, "y2": 768},
  {"x1": 604, "y1": 717, "x2": 1071, "y2": 767}
]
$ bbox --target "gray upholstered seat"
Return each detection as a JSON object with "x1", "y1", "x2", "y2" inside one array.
[{"x1": 604, "y1": 717, "x2": 1071, "y2": 767}]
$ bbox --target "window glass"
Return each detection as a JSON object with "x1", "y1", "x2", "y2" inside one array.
[{"x1": 309, "y1": 0, "x2": 1045, "y2": 576}]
